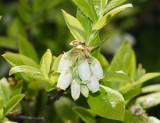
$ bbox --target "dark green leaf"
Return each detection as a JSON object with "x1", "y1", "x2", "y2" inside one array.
[
  {"x1": 0, "y1": 37, "x2": 18, "y2": 50},
  {"x1": 28, "y1": 81, "x2": 49, "y2": 90}
]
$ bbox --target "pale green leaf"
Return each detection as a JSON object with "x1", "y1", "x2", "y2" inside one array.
[
  {"x1": 98, "y1": 53, "x2": 109, "y2": 72},
  {"x1": 39, "y1": 49, "x2": 52, "y2": 78},
  {"x1": 0, "y1": 78, "x2": 11, "y2": 107},
  {"x1": 11, "y1": 81, "x2": 23, "y2": 97},
  {"x1": 104, "y1": 0, "x2": 127, "y2": 13},
  {"x1": 93, "y1": 0, "x2": 108, "y2": 15},
  {"x1": 93, "y1": 4, "x2": 133, "y2": 31},
  {"x1": 3, "y1": 53, "x2": 39, "y2": 68},
  {"x1": 0, "y1": 95, "x2": 3, "y2": 119},
  {"x1": 51, "y1": 55, "x2": 62, "y2": 71},
  {"x1": 142, "y1": 84, "x2": 160, "y2": 93},
  {"x1": 87, "y1": 85, "x2": 125, "y2": 121},
  {"x1": 9, "y1": 65, "x2": 47, "y2": 81},
  {"x1": 62, "y1": 10, "x2": 86, "y2": 43},
  {"x1": 19, "y1": 36, "x2": 39, "y2": 63},
  {"x1": 3, "y1": 94, "x2": 24, "y2": 116},
  {"x1": 72, "y1": 0, "x2": 98, "y2": 22},
  {"x1": 73, "y1": 106, "x2": 96, "y2": 123}
]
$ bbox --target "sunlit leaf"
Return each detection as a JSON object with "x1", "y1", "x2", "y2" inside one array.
[{"x1": 142, "y1": 84, "x2": 160, "y2": 93}]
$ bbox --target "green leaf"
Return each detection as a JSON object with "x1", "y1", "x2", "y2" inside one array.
[
  {"x1": 0, "y1": 120, "x2": 17, "y2": 123},
  {"x1": 51, "y1": 55, "x2": 62, "y2": 71},
  {"x1": 62, "y1": 10, "x2": 86, "y2": 43},
  {"x1": 102, "y1": 71, "x2": 133, "y2": 83},
  {"x1": 98, "y1": 54, "x2": 109, "y2": 72},
  {"x1": 9, "y1": 65, "x2": 47, "y2": 81},
  {"x1": 3, "y1": 53, "x2": 39, "y2": 68},
  {"x1": 87, "y1": 85, "x2": 125, "y2": 121},
  {"x1": 93, "y1": 0, "x2": 108, "y2": 15},
  {"x1": 119, "y1": 73, "x2": 160, "y2": 93},
  {"x1": 0, "y1": 37, "x2": 18, "y2": 50},
  {"x1": 104, "y1": 0, "x2": 127, "y2": 13},
  {"x1": 77, "y1": 9, "x2": 92, "y2": 42},
  {"x1": 54, "y1": 96, "x2": 78, "y2": 122},
  {"x1": 39, "y1": 49, "x2": 52, "y2": 78},
  {"x1": 0, "y1": 96, "x2": 3, "y2": 119},
  {"x1": 135, "y1": 64, "x2": 146, "y2": 81},
  {"x1": 93, "y1": 4, "x2": 133, "y2": 31},
  {"x1": 28, "y1": 81, "x2": 49, "y2": 90},
  {"x1": 123, "y1": 88, "x2": 141, "y2": 104},
  {"x1": 0, "y1": 78, "x2": 11, "y2": 107},
  {"x1": 142, "y1": 84, "x2": 160, "y2": 93},
  {"x1": 73, "y1": 106, "x2": 96, "y2": 123},
  {"x1": 19, "y1": 36, "x2": 39, "y2": 63},
  {"x1": 11, "y1": 81, "x2": 23, "y2": 97},
  {"x1": 136, "y1": 92, "x2": 160, "y2": 109},
  {"x1": 72, "y1": 0, "x2": 98, "y2": 22},
  {"x1": 3, "y1": 94, "x2": 24, "y2": 116}
]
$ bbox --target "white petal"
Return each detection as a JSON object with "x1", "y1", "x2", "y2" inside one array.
[
  {"x1": 80, "y1": 85, "x2": 89, "y2": 98},
  {"x1": 78, "y1": 58, "x2": 91, "y2": 84},
  {"x1": 58, "y1": 52, "x2": 71, "y2": 72},
  {"x1": 71, "y1": 79, "x2": 80, "y2": 100},
  {"x1": 87, "y1": 75, "x2": 99, "y2": 93},
  {"x1": 130, "y1": 105, "x2": 143, "y2": 115},
  {"x1": 57, "y1": 70, "x2": 72, "y2": 90},
  {"x1": 90, "y1": 59, "x2": 103, "y2": 80}
]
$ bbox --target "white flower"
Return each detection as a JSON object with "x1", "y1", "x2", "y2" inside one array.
[
  {"x1": 87, "y1": 75, "x2": 99, "y2": 93},
  {"x1": 78, "y1": 58, "x2": 91, "y2": 84},
  {"x1": 58, "y1": 52, "x2": 72, "y2": 72},
  {"x1": 57, "y1": 67, "x2": 73, "y2": 90},
  {"x1": 80, "y1": 85, "x2": 89, "y2": 98},
  {"x1": 130, "y1": 105, "x2": 143, "y2": 115},
  {"x1": 71, "y1": 77, "x2": 81, "y2": 100},
  {"x1": 90, "y1": 57, "x2": 103, "y2": 80},
  {"x1": 148, "y1": 117, "x2": 160, "y2": 123}
]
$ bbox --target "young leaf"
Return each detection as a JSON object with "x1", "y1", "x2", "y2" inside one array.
[
  {"x1": 51, "y1": 55, "x2": 62, "y2": 71},
  {"x1": 104, "y1": 0, "x2": 127, "y2": 13},
  {"x1": 93, "y1": 0, "x2": 108, "y2": 15},
  {"x1": 98, "y1": 53, "x2": 109, "y2": 72},
  {"x1": 11, "y1": 81, "x2": 23, "y2": 97},
  {"x1": 72, "y1": 0, "x2": 98, "y2": 22},
  {"x1": 93, "y1": 4, "x2": 133, "y2": 31},
  {"x1": 39, "y1": 49, "x2": 52, "y2": 78},
  {"x1": 87, "y1": 85, "x2": 125, "y2": 121},
  {"x1": 0, "y1": 78, "x2": 11, "y2": 107},
  {"x1": 3, "y1": 53, "x2": 39, "y2": 68},
  {"x1": 142, "y1": 84, "x2": 160, "y2": 93},
  {"x1": 73, "y1": 106, "x2": 96, "y2": 123},
  {"x1": 54, "y1": 96, "x2": 78, "y2": 122},
  {"x1": 9, "y1": 65, "x2": 47, "y2": 81},
  {"x1": 0, "y1": 96, "x2": 3, "y2": 119},
  {"x1": 3, "y1": 94, "x2": 24, "y2": 116},
  {"x1": 19, "y1": 36, "x2": 39, "y2": 63},
  {"x1": 62, "y1": 10, "x2": 86, "y2": 43},
  {"x1": 119, "y1": 73, "x2": 160, "y2": 93},
  {"x1": 102, "y1": 71, "x2": 133, "y2": 83}
]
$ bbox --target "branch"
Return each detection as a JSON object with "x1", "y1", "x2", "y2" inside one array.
[
  {"x1": 7, "y1": 115, "x2": 45, "y2": 122},
  {"x1": 43, "y1": 90, "x2": 64, "y2": 123}
]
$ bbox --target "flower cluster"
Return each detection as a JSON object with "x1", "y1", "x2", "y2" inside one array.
[{"x1": 57, "y1": 42, "x2": 104, "y2": 100}]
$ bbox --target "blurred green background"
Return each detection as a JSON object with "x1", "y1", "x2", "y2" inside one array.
[{"x1": 0, "y1": 0, "x2": 160, "y2": 119}]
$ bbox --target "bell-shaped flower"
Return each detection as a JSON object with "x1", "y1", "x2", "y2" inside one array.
[
  {"x1": 87, "y1": 75, "x2": 99, "y2": 93},
  {"x1": 58, "y1": 52, "x2": 72, "y2": 73},
  {"x1": 57, "y1": 67, "x2": 73, "y2": 90},
  {"x1": 78, "y1": 58, "x2": 91, "y2": 84},
  {"x1": 148, "y1": 117, "x2": 160, "y2": 123},
  {"x1": 130, "y1": 105, "x2": 143, "y2": 115},
  {"x1": 71, "y1": 76, "x2": 81, "y2": 100},
  {"x1": 90, "y1": 57, "x2": 103, "y2": 80},
  {"x1": 80, "y1": 85, "x2": 89, "y2": 98}
]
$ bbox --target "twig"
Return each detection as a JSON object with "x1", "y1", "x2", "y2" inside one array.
[
  {"x1": 7, "y1": 115, "x2": 45, "y2": 122},
  {"x1": 43, "y1": 90, "x2": 64, "y2": 123}
]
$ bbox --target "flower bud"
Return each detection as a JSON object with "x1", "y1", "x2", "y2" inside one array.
[
  {"x1": 57, "y1": 67, "x2": 73, "y2": 90},
  {"x1": 87, "y1": 75, "x2": 99, "y2": 93},
  {"x1": 80, "y1": 85, "x2": 89, "y2": 98},
  {"x1": 130, "y1": 105, "x2": 143, "y2": 115},
  {"x1": 147, "y1": 116, "x2": 160, "y2": 123},
  {"x1": 78, "y1": 58, "x2": 91, "y2": 84},
  {"x1": 90, "y1": 57, "x2": 103, "y2": 80},
  {"x1": 71, "y1": 76, "x2": 81, "y2": 100},
  {"x1": 58, "y1": 52, "x2": 72, "y2": 73}
]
